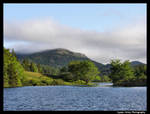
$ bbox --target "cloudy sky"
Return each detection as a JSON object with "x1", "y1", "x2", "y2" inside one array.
[{"x1": 4, "y1": 4, "x2": 147, "y2": 64}]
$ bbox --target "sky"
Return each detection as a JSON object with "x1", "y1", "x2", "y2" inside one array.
[{"x1": 4, "y1": 3, "x2": 147, "y2": 64}]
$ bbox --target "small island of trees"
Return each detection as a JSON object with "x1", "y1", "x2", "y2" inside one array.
[{"x1": 109, "y1": 59, "x2": 146, "y2": 86}]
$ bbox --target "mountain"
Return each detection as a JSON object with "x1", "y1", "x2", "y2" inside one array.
[
  {"x1": 17, "y1": 48, "x2": 88, "y2": 67},
  {"x1": 130, "y1": 61, "x2": 145, "y2": 67},
  {"x1": 16, "y1": 48, "x2": 107, "y2": 75},
  {"x1": 16, "y1": 48, "x2": 145, "y2": 76}
]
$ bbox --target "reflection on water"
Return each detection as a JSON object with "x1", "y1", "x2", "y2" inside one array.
[
  {"x1": 97, "y1": 82, "x2": 113, "y2": 87},
  {"x1": 4, "y1": 83, "x2": 147, "y2": 111}
]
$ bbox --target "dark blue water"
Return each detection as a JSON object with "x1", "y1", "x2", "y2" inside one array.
[{"x1": 3, "y1": 83, "x2": 147, "y2": 111}]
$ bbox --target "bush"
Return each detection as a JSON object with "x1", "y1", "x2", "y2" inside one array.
[
  {"x1": 101, "y1": 75, "x2": 112, "y2": 82},
  {"x1": 72, "y1": 80, "x2": 86, "y2": 85},
  {"x1": 40, "y1": 77, "x2": 54, "y2": 85},
  {"x1": 60, "y1": 72, "x2": 74, "y2": 82},
  {"x1": 92, "y1": 76, "x2": 101, "y2": 82},
  {"x1": 28, "y1": 79, "x2": 41, "y2": 86},
  {"x1": 51, "y1": 79, "x2": 65, "y2": 85}
]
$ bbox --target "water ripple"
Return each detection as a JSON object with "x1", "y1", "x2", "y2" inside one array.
[{"x1": 4, "y1": 83, "x2": 147, "y2": 111}]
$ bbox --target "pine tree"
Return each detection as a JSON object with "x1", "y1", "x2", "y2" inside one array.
[
  {"x1": 4, "y1": 48, "x2": 10, "y2": 87},
  {"x1": 22, "y1": 59, "x2": 31, "y2": 71},
  {"x1": 30, "y1": 62, "x2": 38, "y2": 72},
  {"x1": 11, "y1": 48, "x2": 17, "y2": 58},
  {"x1": 8, "y1": 63, "x2": 22, "y2": 87},
  {"x1": 37, "y1": 64, "x2": 42, "y2": 73},
  {"x1": 4, "y1": 48, "x2": 24, "y2": 87}
]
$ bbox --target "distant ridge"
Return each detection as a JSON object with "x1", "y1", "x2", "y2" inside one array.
[
  {"x1": 16, "y1": 48, "x2": 90, "y2": 67},
  {"x1": 130, "y1": 61, "x2": 145, "y2": 67}
]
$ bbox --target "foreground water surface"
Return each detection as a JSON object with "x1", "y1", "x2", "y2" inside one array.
[{"x1": 4, "y1": 83, "x2": 147, "y2": 111}]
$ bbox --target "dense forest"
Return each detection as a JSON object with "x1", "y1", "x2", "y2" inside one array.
[{"x1": 4, "y1": 48, "x2": 147, "y2": 88}]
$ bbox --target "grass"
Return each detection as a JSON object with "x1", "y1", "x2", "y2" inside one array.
[
  {"x1": 22, "y1": 71, "x2": 51, "y2": 86},
  {"x1": 22, "y1": 71, "x2": 74, "y2": 86},
  {"x1": 4, "y1": 71, "x2": 104, "y2": 87},
  {"x1": 19, "y1": 71, "x2": 99, "y2": 87}
]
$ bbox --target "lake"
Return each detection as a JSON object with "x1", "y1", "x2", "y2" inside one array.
[{"x1": 3, "y1": 83, "x2": 147, "y2": 111}]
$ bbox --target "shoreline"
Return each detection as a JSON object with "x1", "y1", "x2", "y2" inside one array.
[{"x1": 4, "y1": 82, "x2": 147, "y2": 88}]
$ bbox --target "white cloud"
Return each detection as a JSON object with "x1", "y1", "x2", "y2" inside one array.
[{"x1": 4, "y1": 17, "x2": 146, "y2": 64}]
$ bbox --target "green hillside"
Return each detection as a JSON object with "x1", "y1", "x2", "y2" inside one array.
[
  {"x1": 16, "y1": 48, "x2": 106, "y2": 75},
  {"x1": 22, "y1": 71, "x2": 95, "y2": 86},
  {"x1": 17, "y1": 48, "x2": 89, "y2": 67},
  {"x1": 22, "y1": 71, "x2": 72, "y2": 86}
]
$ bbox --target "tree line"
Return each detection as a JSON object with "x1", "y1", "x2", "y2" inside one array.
[
  {"x1": 21, "y1": 59, "x2": 59, "y2": 75},
  {"x1": 4, "y1": 48, "x2": 60, "y2": 87},
  {"x1": 4, "y1": 48, "x2": 107, "y2": 87},
  {"x1": 4, "y1": 48, "x2": 146, "y2": 87},
  {"x1": 59, "y1": 60, "x2": 101, "y2": 84}
]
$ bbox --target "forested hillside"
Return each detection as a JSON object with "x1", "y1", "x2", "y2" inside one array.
[
  {"x1": 16, "y1": 48, "x2": 107, "y2": 75},
  {"x1": 16, "y1": 48, "x2": 145, "y2": 76}
]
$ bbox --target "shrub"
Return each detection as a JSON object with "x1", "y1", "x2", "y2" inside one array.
[
  {"x1": 60, "y1": 72, "x2": 74, "y2": 82},
  {"x1": 92, "y1": 76, "x2": 101, "y2": 82},
  {"x1": 72, "y1": 80, "x2": 86, "y2": 85},
  {"x1": 51, "y1": 79, "x2": 65, "y2": 85}
]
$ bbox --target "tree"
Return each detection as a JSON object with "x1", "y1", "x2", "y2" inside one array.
[
  {"x1": 7, "y1": 62, "x2": 24, "y2": 87},
  {"x1": 68, "y1": 60, "x2": 100, "y2": 84},
  {"x1": 30, "y1": 62, "x2": 38, "y2": 72},
  {"x1": 60, "y1": 66, "x2": 68, "y2": 73},
  {"x1": 4, "y1": 48, "x2": 24, "y2": 87},
  {"x1": 109, "y1": 59, "x2": 123, "y2": 83},
  {"x1": 37, "y1": 64, "x2": 43, "y2": 73},
  {"x1": 120, "y1": 60, "x2": 134, "y2": 81},
  {"x1": 4, "y1": 48, "x2": 11, "y2": 87},
  {"x1": 22, "y1": 59, "x2": 31, "y2": 71},
  {"x1": 133, "y1": 64, "x2": 147, "y2": 84},
  {"x1": 11, "y1": 48, "x2": 17, "y2": 58},
  {"x1": 60, "y1": 72, "x2": 74, "y2": 82},
  {"x1": 93, "y1": 76, "x2": 101, "y2": 82},
  {"x1": 68, "y1": 61, "x2": 81, "y2": 81},
  {"x1": 133, "y1": 64, "x2": 146, "y2": 78},
  {"x1": 109, "y1": 59, "x2": 135, "y2": 84},
  {"x1": 101, "y1": 75, "x2": 111, "y2": 82},
  {"x1": 41, "y1": 65, "x2": 59, "y2": 75}
]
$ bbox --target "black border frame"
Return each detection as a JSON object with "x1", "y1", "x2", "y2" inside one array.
[{"x1": 1, "y1": 0, "x2": 149, "y2": 113}]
